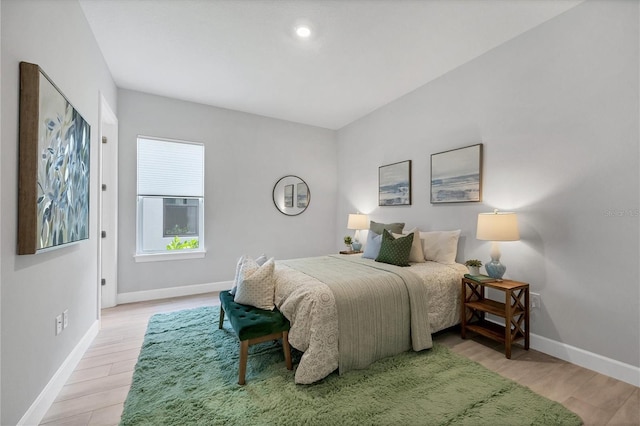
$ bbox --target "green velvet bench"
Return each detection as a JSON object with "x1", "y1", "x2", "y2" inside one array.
[{"x1": 218, "y1": 290, "x2": 292, "y2": 385}]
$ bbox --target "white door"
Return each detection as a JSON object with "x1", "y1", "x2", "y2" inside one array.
[{"x1": 98, "y1": 94, "x2": 118, "y2": 309}]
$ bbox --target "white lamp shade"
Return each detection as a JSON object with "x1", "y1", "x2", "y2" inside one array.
[
  {"x1": 347, "y1": 213, "x2": 369, "y2": 230},
  {"x1": 476, "y1": 212, "x2": 520, "y2": 241}
]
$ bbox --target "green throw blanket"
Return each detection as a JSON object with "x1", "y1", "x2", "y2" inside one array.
[{"x1": 282, "y1": 255, "x2": 432, "y2": 373}]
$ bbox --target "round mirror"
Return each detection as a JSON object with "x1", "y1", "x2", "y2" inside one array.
[{"x1": 272, "y1": 175, "x2": 310, "y2": 216}]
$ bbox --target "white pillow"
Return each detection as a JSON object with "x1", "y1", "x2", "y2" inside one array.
[
  {"x1": 420, "y1": 230, "x2": 461, "y2": 264},
  {"x1": 392, "y1": 228, "x2": 425, "y2": 263},
  {"x1": 230, "y1": 254, "x2": 267, "y2": 296},
  {"x1": 234, "y1": 257, "x2": 276, "y2": 310}
]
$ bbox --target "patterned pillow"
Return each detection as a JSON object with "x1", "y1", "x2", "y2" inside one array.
[
  {"x1": 362, "y1": 231, "x2": 383, "y2": 259},
  {"x1": 369, "y1": 220, "x2": 405, "y2": 235},
  {"x1": 375, "y1": 229, "x2": 414, "y2": 267},
  {"x1": 234, "y1": 257, "x2": 276, "y2": 310},
  {"x1": 230, "y1": 254, "x2": 267, "y2": 295},
  {"x1": 393, "y1": 228, "x2": 425, "y2": 263}
]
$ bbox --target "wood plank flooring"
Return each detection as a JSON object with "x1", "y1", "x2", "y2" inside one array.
[{"x1": 40, "y1": 293, "x2": 639, "y2": 425}]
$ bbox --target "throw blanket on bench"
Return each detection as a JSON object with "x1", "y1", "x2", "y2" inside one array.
[{"x1": 276, "y1": 255, "x2": 433, "y2": 383}]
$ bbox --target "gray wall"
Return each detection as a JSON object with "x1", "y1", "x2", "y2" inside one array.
[
  {"x1": 117, "y1": 90, "x2": 338, "y2": 294},
  {"x1": 0, "y1": 0, "x2": 117, "y2": 424},
  {"x1": 336, "y1": 0, "x2": 639, "y2": 368},
  {"x1": 0, "y1": 3, "x2": 3, "y2": 422}
]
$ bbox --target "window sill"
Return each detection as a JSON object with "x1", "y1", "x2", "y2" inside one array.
[{"x1": 134, "y1": 250, "x2": 206, "y2": 263}]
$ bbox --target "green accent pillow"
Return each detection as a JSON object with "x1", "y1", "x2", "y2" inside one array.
[
  {"x1": 375, "y1": 229, "x2": 414, "y2": 267},
  {"x1": 369, "y1": 221, "x2": 405, "y2": 235}
]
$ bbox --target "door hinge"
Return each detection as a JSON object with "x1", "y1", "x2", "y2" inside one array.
[
  {"x1": 101, "y1": 230, "x2": 107, "y2": 238},
  {"x1": 102, "y1": 184, "x2": 107, "y2": 191},
  {"x1": 101, "y1": 278, "x2": 106, "y2": 286},
  {"x1": 102, "y1": 136, "x2": 107, "y2": 144}
]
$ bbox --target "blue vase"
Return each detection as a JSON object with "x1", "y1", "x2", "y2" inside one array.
[{"x1": 485, "y1": 261, "x2": 506, "y2": 279}]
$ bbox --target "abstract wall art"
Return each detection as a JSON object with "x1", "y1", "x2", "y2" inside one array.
[
  {"x1": 18, "y1": 62, "x2": 91, "y2": 254},
  {"x1": 430, "y1": 143, "x2": 483, "y2": 203},
  {"x1": 379, "y1": 160, "x2": 412, "y2": 206}
]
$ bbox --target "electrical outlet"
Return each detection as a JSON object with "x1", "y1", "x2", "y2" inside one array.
[
  {"x1": 63, "y1": 309, "x2": 69, "y2": 329},
  {"x1": 55, "y1": 314, "x2": 63, "y2": 335},
  {"x1": 530, "y1": 292, "x2": 541, "y2": 310}
]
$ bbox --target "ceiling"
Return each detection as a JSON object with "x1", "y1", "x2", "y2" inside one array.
[{"x1": 79, "y1": 0, "x2": 583, "y2": 130}]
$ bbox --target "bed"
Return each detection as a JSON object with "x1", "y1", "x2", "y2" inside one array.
[{"x1": 274, "y1": 254, "x2": 467, "y2": 384}]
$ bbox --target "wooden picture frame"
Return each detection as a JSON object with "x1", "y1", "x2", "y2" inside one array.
[
  {"x1": 18, "y1": 62, "x2": 91, "y2": 254},
  {"x1": 379, "y1": 160, "x2": 412, "y2": 206},
  {"x1": 430, "y1": 143, "x2": 483, "y2": 203}
]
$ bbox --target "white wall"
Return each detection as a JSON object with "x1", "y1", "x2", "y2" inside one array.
[
  {"x1": 0, "y1": 2, "x2": 3, "y2": 422},
  {"x1": 0, "y1": 1, "x2": 117, "y2": 424},
  {"x1": 117, "y1": 89, "x2": 337, "y2": 295},
  {"x1": 337, "y1": 0, "x2": 639, "y2": 373}
]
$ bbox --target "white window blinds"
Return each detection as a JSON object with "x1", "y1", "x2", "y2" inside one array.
[{"x1": 137, "y1": 137, "x2": 204, "y2": 197}]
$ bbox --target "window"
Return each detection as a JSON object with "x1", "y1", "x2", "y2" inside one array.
[
  {"x1": 136, "y1": 137, "x2": 204, "y2": 259},
  {"x1": 163, "y1": 198, "x2": 199, "y2": 237}
]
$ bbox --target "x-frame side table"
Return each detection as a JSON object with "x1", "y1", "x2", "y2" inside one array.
[{"x1": 461, "y1": 277, "x2": 530, "y2": 359}]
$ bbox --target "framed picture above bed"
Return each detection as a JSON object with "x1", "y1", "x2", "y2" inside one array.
[
  {"x1": 431, "y1": 144, "x2": 483, "y2": 204},
  {"x1": 379, "y1": 160, "x2": 411, "y2": 206}
]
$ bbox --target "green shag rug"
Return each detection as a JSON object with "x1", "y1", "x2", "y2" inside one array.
[{"x1": 120, "y1": 306, "x2": 582, "y2": 426}]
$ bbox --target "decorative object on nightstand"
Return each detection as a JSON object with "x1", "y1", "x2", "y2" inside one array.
[
  {"x1": 343, "y1": 235, "x2": 353, "y2": 251},
  {"x1": 476, "y1": 209, "x2": 519, "y2": 279},
  {"x1": 347, "y1": 213, "x2": 369, "y2": 251},
  {"x1": 464, "y1": 259, "x2": 482, "y2": 275},
  {"x1": 461, "y1": 275, "x2": 530, "y2": 359}
]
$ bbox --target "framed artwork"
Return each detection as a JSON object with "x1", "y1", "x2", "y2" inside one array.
[
  {"x1": 296, "y1": 182, "x2": 309, "y2": 208},
  {"x1": 379, "y1": 160, "x2": 411, "y2": 206},
  {"x1": 430, "y1": 143, "x2": 483, "y2": 204},
  {"x1": 18, "y1": 62, "x2": 91, "y2": 254},
  {"x1": 284, "y1": 184, "x2": 294, "y2": 207}
]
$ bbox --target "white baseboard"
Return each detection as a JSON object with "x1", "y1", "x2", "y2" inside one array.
[
  {"x1": 117, "y1": 281, "x2": 232, "y2": 305},
  {"x1": 482, "y1": 317, "x2": 639, "y2": 387},
  {"x1": 18, "y1": 321, "x2": 100, "y2": 426},
  {"x1": 530, "y1": 333, "x2": 640, "y2": 387}
]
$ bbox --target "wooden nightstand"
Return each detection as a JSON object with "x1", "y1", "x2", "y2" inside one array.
[
  {"x1": 461, "y1": 277, "x2": 530, "y2": 359},
  {"x1": 339, "y1": 250, "x2": 362, "y2": 255}
]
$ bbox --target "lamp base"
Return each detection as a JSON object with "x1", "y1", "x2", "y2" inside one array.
[
  {"x1": 485, "y1": 261, "x2": 506, "y2": 279},
  {"x1": 352, "y1": 241, "x2": 362, "y2": 251}
]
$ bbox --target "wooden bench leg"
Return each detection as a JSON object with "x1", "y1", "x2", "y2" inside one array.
[
  {"x1": 238, "y1": 340, "x2": 249, "y2": 385},
  {"x1": 218, "y1": 306, "x2": 225, "y2": 330},
  {"x1": 282, "y1": 331, "x2": 292, "y2": 371}
]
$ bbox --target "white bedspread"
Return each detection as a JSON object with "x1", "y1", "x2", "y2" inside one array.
[{"x1": 274, "y1": 256, "x2": 467, "y2": 384}]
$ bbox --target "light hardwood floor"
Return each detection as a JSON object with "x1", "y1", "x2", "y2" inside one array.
[{"x1": 41, "y1": 293, "x2": 639, "y2": 426}]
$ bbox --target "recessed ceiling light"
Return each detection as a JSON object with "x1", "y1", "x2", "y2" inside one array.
[{"x1": 295, "y1": 26, "x2": 311, "y2": 39}]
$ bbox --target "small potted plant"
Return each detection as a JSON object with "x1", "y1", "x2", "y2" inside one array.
[
  {"x1": 465, "y1": 259, "x2": 482, "y2": 275},
  {"x1": 343, "y1": 236, "x2": 353, "y2": 251}
]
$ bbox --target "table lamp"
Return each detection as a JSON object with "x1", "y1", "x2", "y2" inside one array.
[
  {"x1": 476, "y1": 209, "x2": 520, "y2": 279},
  {"x1": 347, "y1": 213, "x2": 369, "y2": 251}
]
